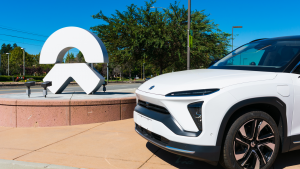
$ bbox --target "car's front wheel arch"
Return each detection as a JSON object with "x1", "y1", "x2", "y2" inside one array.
[
  {"x1": 221, "y1": 110, "x2": 280, "y2": 169},
  {"x1": 216, "y1": 97, "x2": 289, "y2": 155}
]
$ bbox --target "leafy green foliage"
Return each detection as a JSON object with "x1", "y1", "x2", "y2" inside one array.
[
  {"x1": 0, "y1": 75, "x2": 45, "y2": 82},
  {"x1": 76, "y1": 51, "x2": 86, "y2": 63},
  {"x1": 64, "y1": 52, "x2": 75, "y2": 63},
  {"x1": 91, "y1": 0, "x2": 231, "y2": 75},
  {"x1": 0, "y1": 44, "x2": 53, "y2": 76},
  {"x1": 0, "y1": 43, "x2": 13, "y2": 54},
  {"x1": 64, "y1": 51, "x2": 86, "y2": 63}
]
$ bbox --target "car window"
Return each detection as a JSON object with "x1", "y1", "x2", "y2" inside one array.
[
  {"x1": 210, "y1": 40, "x2": 300, "y2": 72},
  {"x1": 293, "y1": 65, "x2": 300, "y2": 74},
  {"x1": 225, "y1": 48, "x2": 265, "y2": 66}
]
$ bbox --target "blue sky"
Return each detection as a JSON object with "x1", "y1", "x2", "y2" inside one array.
[{"x1": 0, "y1": 0, "x2": 300, "y2": 57}]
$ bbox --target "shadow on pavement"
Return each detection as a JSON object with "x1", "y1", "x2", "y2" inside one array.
[
  {"x1": 61, "y1": 91, "x2": 133, "y2": 95},
  {"x1": 273, "y1": 150, "x2": 300, "y2": 169},
  {"x1": 33, "y1": 96, "x2": 62, "y2": 98},
  {"x1": 147, "y1": 142, "x2": 300, "y2": 169},
  {"x1": 146, "y1": 142, "x2": 222, "y2": 169}
]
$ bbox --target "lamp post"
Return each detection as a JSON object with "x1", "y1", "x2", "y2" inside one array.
[
  {"x1": 143, "y1": 62, "x2": 145, "y2": 80},
  {"x1": 107, "y1": 63, "x2": 109, "y2": 83},
  {"x1": 21, "y1": 48, "x2": 25, "y2": 76},
  {"x1": 150, "y1": 6, "x2": 166, "y2": 9},
  {"x1": 232, "y1": 26, "x2": 243, "y2": 51},
  {"x1": 187, "y1": 0, "x2": 191, "y2": 70},
  {"x1": 6, "y1": 53, "x2": 10, "y2": 76}
]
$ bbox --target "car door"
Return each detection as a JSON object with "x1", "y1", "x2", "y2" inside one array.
[{"x1": 290, "y1": 65, "x2": 300, "y2": 151}]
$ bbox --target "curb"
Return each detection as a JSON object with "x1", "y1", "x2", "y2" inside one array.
[
  {"x1": 107, "y1": 81, "x2": 144, "y2": 84},
  {"x1": 0, "y1": 81, "x2": 144, "y2": 87},
  {"x1": 0, "y1": 159, "x2": 86, "y2": 169}
]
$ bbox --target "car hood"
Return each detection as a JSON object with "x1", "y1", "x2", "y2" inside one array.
[{"x1": 138, "y1": 69, "x2": 277, "y2": 95}]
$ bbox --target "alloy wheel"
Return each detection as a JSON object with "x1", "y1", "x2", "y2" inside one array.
[{"x1": 234, "y1": 119, "x2": 276, "y2": 169}]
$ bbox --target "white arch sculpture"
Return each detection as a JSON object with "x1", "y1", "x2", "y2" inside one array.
[{"x1": 40, "y1": 27, "x2": 108, "y2": 94}]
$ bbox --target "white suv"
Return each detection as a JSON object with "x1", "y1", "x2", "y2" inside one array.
[{"x1": 134, "y1": 36, "x2": 300, "y2": 169}]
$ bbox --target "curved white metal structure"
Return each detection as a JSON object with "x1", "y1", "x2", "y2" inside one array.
[
  {"x1": 40, "y1": 26, "x2": 108, "y2": 64},
  {"x1": 39, "y1": 27, "x2": 108, "y2": 94},
  {"x1": 44, "y1": 63, "x2": 104, "y2": 94}
]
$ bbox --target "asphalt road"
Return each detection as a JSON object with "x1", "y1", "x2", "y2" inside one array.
[{"x1": 0, "y1": 83, "x2": 142, "y2": 94}]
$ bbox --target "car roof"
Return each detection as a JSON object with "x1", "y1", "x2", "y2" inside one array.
[
  {"x1": 252, "y1": 35, "x2": 300, "y2": 43},
  {"x1": 269, "y1": 35, "x2": 300, "y2": 40}
]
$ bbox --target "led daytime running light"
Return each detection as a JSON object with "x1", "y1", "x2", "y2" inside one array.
[{"x1": 166, "y1": 89, "x2": 219, "y2": 97}]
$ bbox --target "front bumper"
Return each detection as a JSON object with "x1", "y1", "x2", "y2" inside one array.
[{"x1": 135, "y1": 123, "x2": 221, "y2": 166}]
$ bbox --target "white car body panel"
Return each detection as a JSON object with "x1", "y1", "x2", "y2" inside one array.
[
  {"x1": 136, "y1": 90, "x2": 201, "y2": 132},
  {"x1": 228, "y1": 73, "x2": 294, "y2": 137},
  {"x1": 139, "y1": 69, "x2": 277, "y2": 95},
  {"x1": 134, "y1": 69, "x2": 300, "y2": 146},
  {"x1": 290, "y1": 73, "x2": 300, "y2": 136}
]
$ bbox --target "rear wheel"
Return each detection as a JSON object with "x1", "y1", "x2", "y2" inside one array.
[{"x1": 221, "y1": 111, "x2": 280, "y2": 169}]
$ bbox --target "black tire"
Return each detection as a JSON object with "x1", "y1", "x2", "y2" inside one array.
[{"x1": 221, "y1": 111, "x2": 280, "y2": 169}]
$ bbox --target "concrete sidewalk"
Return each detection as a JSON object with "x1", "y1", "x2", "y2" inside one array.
[{"x1": 0, "y1": 119, "x2": 298, "y2": 169}]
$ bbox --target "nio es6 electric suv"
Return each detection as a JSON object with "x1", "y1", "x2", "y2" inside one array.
[{"x1": 134, "y1": 36, "x2": 300, "y2": 169}]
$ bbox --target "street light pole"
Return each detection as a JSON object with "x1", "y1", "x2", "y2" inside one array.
[
  {"x1": 107, "y1": 63, "x2": 108, "y2": 83},
  {"x1": 150, "y1": 6, "x2": 166, "y2": 9},
  {"x1": 6, "y1": 53, "x2": 10, "y2": 76},
  {"x1": 21, "y1": 48, "x2": 25, "y2": 76},
  {"x1": 232, "y1": 26, "x2": 243, "y2": 51},
  {"x1": 143, "y1": 62, "x2": 145, "y2": 80},
  {"x1": 187, "y1": 0, "x2": 191, "y2": 70}
]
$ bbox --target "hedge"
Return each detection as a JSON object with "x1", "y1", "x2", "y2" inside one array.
[{"x1": 0, "y1": 75, "x2": 45, "y2": 82}]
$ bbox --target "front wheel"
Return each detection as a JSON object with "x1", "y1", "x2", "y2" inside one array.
[{"x1": 221, "y1": 111, "x2": 280, "y2": 169}]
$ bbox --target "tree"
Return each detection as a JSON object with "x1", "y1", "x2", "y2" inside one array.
[
  {"x1": 0, "y1": 53, "x2": 8, "y2": 75},
  {"x1": 76, "y1": 51, "x2": 86, "y2": 63},
  {"x1": 13, "y1": 43, "x2": 18, "y2": 49},
  {"x1": 0, "y1": 43, "x2": 13, "y2": 54},
  {"x1": 91, "y1": 0, "x2": 231, "y2": 75},
  {"x1": 0, "y1": 44, "x2": 7, "y2": 54},
  {"x1": 0, "y1": 44, "x2": 53, "y2": 76},
  {"x1": 64, "y1": 52, "x2": 75, "y2": 63},
  {"x1": 9, "y1": 47, "x2": 23, "y2": 75}
]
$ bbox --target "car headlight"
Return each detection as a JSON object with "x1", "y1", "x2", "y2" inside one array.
[
  {"x1": 188, "y1": 101, "x2": 204, "y2": 131},
  {"x1": 165, "y1": 89, "x2": 219, "y2": 97}
]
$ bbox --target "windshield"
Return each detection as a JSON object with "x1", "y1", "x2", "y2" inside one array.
[{"x1": 209, "y1": 40, "x2": 300, "y2": 72}]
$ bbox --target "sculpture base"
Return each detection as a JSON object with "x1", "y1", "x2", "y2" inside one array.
[{"x1": 0, "y1": 91, "x2": 136, "y2": 128}]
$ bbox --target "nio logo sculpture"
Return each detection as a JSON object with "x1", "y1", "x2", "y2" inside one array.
[{"x1": 39, "y1": 27, "x2": 108, "y2": 94}]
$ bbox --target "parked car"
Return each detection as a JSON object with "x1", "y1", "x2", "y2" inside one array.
[{"x1": 134, "y1": 35, "x2": 300, "y2": 169}]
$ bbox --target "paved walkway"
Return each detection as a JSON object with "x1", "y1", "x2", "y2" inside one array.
[{"x1": 0, "y1": 119, "x2": 298, "y2": 169}]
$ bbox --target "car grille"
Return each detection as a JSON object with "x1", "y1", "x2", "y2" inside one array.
[
  {"x1": 138, "y1": 100, "x2": 170, "y2": 114},
  {"x1": 136, "y1": 123, "x2": 169, "y2": 144}
]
